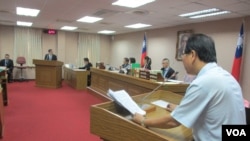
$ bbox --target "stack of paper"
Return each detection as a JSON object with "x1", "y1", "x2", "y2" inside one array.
[
  {"x1": 107, "y1": 89, "x2": 146, "y2": 116},
  {"x1": 151, "y1": 100, "x2": 169, "y2": 109}
]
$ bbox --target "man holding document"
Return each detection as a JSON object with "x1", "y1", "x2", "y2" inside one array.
[{"x1": 132, "y1": 34, "x2": 246, "y2": 141}]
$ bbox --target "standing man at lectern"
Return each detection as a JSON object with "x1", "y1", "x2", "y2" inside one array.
[
  {"x1": 44, "y1": 49, "x2": 57, "y2": 61},
  {"x1": 133, "y1": 34, "x2": 246, "y2": 141}
]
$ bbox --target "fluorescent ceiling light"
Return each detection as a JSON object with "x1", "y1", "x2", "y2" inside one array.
[
  {"x1": 112, "y1": 0, "x2": 155, "y2": 8},
  {"x1": 61, "y1": 26, "x2": 78, "y2": 30},
  {"x1": 16, "y1": 7, "x2": 40, "y2": 17},
  {"x1": 17, "y1": 21, "x2": 33, "y2": 26},
  {"x1": 179, "y1": 8, "x2": 219, "y2": 17},
  {"x1": 179, "y1": 8, "x2": 231, "y2": 19},
  {"x1": 125, "y1": 23, "x2": 152, "y2": 29},
  {"x1": 98, "y1": 30, "x2": 116, "y2": 34},
  {"x1": 190, "y1": 11, "x2": 230, "y2": 19},
  {"x1": 77, "y1": 16, "x2": 103, "y2": 23}
]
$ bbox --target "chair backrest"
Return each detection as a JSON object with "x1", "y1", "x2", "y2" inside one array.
[{"x1": 16, "y1": 57, "x2": 26, "y2": 65}]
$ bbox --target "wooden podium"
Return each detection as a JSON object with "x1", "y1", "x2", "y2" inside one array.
[
  {"x1": 90, "y1": 90, "x2": 193, "y2": 141},
  {"x1": 33, "y1": 59, "x2": 63, "y2": 88}
]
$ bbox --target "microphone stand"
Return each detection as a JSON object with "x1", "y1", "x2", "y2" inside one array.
[{"x1": 140, "y1": 82, "x2": 165, "y2": 103}]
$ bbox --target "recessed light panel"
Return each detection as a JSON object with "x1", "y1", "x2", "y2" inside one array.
[
  {"x1": 61, "y1": 26, "x2": 78, "y2": 30},
  {"x1": 17, "y1": 21, "x2": 33, "y2": 26},
  {"x1": 77, "y1": 16, "x2": 103, "y2": 23},
  {"x1": 112, "y1": 0, "x2": 156, "y2": 8},
  {"x1": 98, "y1": 30, "x2": 116, "y2": 34},
  {"x1": 125, "y1": 23, "x2": 152, "y2": 29},
  {"x1": 16, "y1": 7, "x2": 40, "y2": 17}
]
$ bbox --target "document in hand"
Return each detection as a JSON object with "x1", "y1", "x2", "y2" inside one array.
[{"x1": 107, "y1": 89, "x2": 146, "y2": 116}]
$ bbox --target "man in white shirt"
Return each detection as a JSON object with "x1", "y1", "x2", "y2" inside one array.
[{"x1": 133, "y1": 34, "x2": 246, "y2": 141}]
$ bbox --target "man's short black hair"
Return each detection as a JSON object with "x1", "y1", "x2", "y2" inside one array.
[
  {"x1": 184, "y1": 33, "x2": 217, "y2": 63},
  {"x1": 129, "y1": 57, "x2": 136, "y2": 63},
  {"x1": 48, "y1": 49, "x2": 52, "y2": 52},
  {"x1": 84, "y1": 58, "x2": 89, "y2": 62},
  {"x1": 124, "y1": 57, "x2": 129, "y2": 63}
]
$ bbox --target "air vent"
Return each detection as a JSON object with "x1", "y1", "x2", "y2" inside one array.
[
  {"x1": 99, "y1": 22, "x2": 112, "y2": 25},
  {"x1": 56, "y1": 19, "x2": 73, "y2": 23},
  {"x1": 77, "y1": 28, "x2": 89, "y2": 31},
  {"x1": 0, "y1": 20, "x2": 15, "y2": 25},
  {"x1": 0, "y1": 10, "x2": 11, "y2": 14},
  {"x1": 92, "y1": 9, "x2": 120, "y2": 17},
  {"x1": 126, "y1": 10, "x2": 150, "y2": 16}
]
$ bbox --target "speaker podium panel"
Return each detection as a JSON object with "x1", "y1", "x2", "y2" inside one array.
[{"x1": 33, "y1": 59, "x2": 63, "y2": 88}]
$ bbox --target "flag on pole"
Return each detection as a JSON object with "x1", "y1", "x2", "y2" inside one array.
[
  {"x1": 231, "y1": 23, "x2": 244, "y2": 82},
  {"x1": 141, "y1": 33, "x2": 147, "y2": 67}
]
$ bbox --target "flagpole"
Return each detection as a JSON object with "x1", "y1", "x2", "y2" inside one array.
[{"x1": 240, "y1": 19, "x2": 246, "y2": 83}]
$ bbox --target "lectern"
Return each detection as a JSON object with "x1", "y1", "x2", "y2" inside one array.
[
  {"x1": 90, "y1": 90, "x2": 193, "y2": 141},
  {"x1": 33, "y1": 59, "x2": 63, "y2": 88}
]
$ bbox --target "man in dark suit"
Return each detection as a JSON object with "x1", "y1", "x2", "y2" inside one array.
[
  {"x1": 0, "y1": 54, "x2": 14, "y2": 83},
  {"x1": 161, "y1": 58, "x2": 177, "y2": 80},
  {"x1": 79, "y1": 58, "x2": 93, "y2": 86},
  {"x1": 44, "y1": 49, "x2": 57, "y2": 61}
]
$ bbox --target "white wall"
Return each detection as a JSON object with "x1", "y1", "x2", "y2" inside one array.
[
  {"x1": 0, "y1": 16, "x2": 249, "y2": 101},
  {"x1": 0, "y1": 26, "x2": 111, "y2": 79},
  {"x1": 109, "y1": 16, "x2": 250, "y2": 101}
]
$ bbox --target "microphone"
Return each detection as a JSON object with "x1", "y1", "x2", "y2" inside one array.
[
  {"x1": 138, "y1": 81, "x2": 166, "y2": 113},
  {"x1": 168, "y1": 71, "x2": 179, "y2": 80},
  {"x1": 140, "y1": 80, "x2": 165, "y2": 104}
]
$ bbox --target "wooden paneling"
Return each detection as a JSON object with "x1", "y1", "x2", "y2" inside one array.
[
  {"x1": 90, "y1": 90, "x2": 193, "y2": 141},
  {"x1": 0, "y1": 88, "x2": 4, "y2": 138},
  {"x1": 64, "y1": 67, "x2": 90, "y2": 90},
  {"x1": 89, "y1": 68, "x2": 189, "y2": 100},
  {"x1": 0, "y1": 69, "x2": 7, "y2": 106}
]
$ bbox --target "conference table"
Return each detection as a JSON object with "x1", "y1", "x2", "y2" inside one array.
[
  {"x1": 88, "y1": 68, "x2": 189, "y2": 101},
  {"x1": 63, "y1": 65, "x2": 90, "y2": 90}
]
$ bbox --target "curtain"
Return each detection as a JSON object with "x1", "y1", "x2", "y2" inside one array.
[
  {"x1": 14, "y1": 27, "x2": 42, "y2": 66},
  {"x1": 77, "y1": 33, "x2": 100, "y2": 67}
]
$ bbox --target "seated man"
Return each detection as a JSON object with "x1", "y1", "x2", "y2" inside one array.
[
  {"x1": 0, "y1": 54, "x2": 14, "y2": 83},
  {"x1": 119, "y1": 57, "x2": 130, "y2": 74},
  {"x1": 160, "y1": 58, "x2": 176, "y2": 80},
  {"x1": 79, "y1": 58, "x2": 93, "y2": 86}
]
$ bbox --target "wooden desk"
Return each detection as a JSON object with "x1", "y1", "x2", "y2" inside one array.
[
  {"x1": 0, "y1": 69, "x2": 7, "y2": 106},
  {"x1": 89, "y1": 68, "x2": 188, "y2": 101},
  {"x1": 63, "y1": 66, "x2": 90, "y2": 90},
  {"x1": 90, "y1": 90, "x2": 193, "y2": 141},
  {"x1": 0, "y1": 88, "x2": 4, "y2": 138}
]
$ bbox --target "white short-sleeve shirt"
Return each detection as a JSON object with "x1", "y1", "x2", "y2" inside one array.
[{"x1": 171, "y1": 63, "x2": 246, "y2": 141}]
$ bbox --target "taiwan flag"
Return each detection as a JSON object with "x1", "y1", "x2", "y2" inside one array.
[
  {"x1": 231, "y1": 23, "x2": 244, "y2": 82},
  {"x1": 141, "y1": 33, "x2": 147, "y2": 67}
]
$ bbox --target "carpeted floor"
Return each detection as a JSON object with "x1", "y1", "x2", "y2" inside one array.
[{"x1": 1, "y1": 81, "x2": 103, "y2": 141}]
